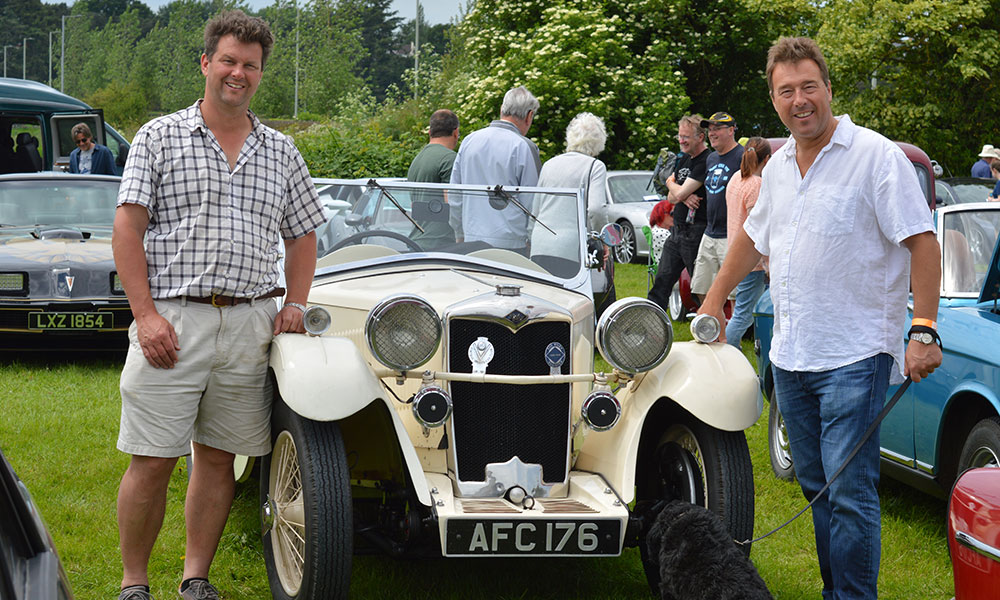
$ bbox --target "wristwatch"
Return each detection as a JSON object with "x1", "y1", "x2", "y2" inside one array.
[
  {"x1": 908, "y1": 324, "x2": 940, "y2": 346},
  {"x1": 909, "y1": 331, "x2": 935, "y2": 345}
]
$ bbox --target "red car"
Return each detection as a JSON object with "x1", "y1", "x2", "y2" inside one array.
[{"x1": 949, "y1": 468, "x2": 1000, "y2": 599}]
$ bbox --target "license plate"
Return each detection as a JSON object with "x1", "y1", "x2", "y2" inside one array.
[
  {"x1": 28, "y1": 312, "x2": 114, "y2": 330},
  {"x1": 445, "y1": 518, "x2": 621, "y2": 556}
]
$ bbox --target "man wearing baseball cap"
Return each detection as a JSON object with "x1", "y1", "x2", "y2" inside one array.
[{"x1": 690, "y1": 111, "x2": 743, "y2": 303}]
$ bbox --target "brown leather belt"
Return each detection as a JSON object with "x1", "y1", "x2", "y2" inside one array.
[{"x1": 181, "y1": 287, "x2": 285, "y2": 307}]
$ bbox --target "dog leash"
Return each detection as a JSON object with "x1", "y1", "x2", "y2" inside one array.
[{"x1": 736, "y1": 375, "x2": 913, "y2": 546}]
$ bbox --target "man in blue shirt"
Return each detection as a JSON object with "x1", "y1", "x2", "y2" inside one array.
[
  {"x1": 690, "y1": 112, "x2": 743, "y2": 302},
  {"x1": 972, "y1": 144, "x2": 996, "y2": 178},
  {"x1": 449, "y1": 86, "x2": 540, "y2": 249},
  {"x1": 69, "y1": 122, "x2": 116, "y2": 175}
]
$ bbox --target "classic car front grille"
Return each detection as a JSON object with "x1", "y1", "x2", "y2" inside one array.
[{"x1": 448, "y1": 319, "x2": 571, "y2": 485}]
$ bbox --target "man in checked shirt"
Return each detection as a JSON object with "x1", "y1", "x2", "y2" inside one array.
[{"x1": 110, "y1": 11, "x2": 325, "y2": 600}]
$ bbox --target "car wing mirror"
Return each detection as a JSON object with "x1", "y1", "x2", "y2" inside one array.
[{"x1": 599, "y1": 222, "x2": 623, "y2": 247}]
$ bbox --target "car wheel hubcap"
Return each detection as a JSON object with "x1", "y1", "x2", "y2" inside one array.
[
  {"x1": 668, "y1": 286, "x2": 683, "y2": 321},
  {"x1": 659, "y1": 426, "x2": 707, "y2": 506},
  {"x1": 269, "y1": 431, "x2": 306, "y2": 596},
  {"x1": 616, "y1": 225, "x2": 634, "y2": 263},
  {"x1": 771, "y1": 408, "x2": 793, "y2": 470},
  {"x1": 968, "y1": 445, "x2": 999, "y2": 469}
]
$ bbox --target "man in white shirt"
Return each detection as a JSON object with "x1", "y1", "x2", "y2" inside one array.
[
  {"x1": 449, "y1": 86, "x2": 540, "y2": 249},
  {"x1": 699, "y1": 37, "x2": 942, "y2": 600}
]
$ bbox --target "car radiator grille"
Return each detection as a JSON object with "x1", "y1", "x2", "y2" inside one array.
[{"x1": 448, "y1": 318, "x2": 571, "y2": 485}]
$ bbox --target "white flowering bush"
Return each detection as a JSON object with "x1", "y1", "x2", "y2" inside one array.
[{"x1": 452, "y1": 0, "x2": 690, "y2": 169}]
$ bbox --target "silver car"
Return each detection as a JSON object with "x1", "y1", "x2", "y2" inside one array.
[{"x1": 587, "y1": 170, "x2": 660, "y2": 264}]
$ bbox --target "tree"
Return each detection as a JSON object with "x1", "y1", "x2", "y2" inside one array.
[
  {"x1": 339, "y1": 0, "x2": 406, "y2": 100},
  {"x1": 816, "y1": 0, "x2": 999, "y2": 173}
]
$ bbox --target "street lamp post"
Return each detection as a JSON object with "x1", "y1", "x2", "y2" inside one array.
[
  {"x1": 49, "y1": 31, "x2": 58, "y2": 87},
  {"x1": 23, "y1": 37, "x2": 33, "y2": 80},
  {"x1": 414, "y1": 0, "x2": 420, "y2": 100},
  {"x1": 61, "y1": 14, "x2": 83, "y2": 92},
  {"x1": 3, "y1": 45, "x2": 14, "y2": 78}
]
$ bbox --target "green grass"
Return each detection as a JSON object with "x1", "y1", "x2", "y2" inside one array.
[{"x1": 0, "y1": 264, "x2": 955, "y2": 599}]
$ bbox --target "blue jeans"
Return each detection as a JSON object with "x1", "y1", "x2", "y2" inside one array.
[
  {"x1": 725, "y1": 270, "x2": 767, "y2": 348},
  {"x1": 773, "y1": 353, "x2": 892, "y2": 600}
]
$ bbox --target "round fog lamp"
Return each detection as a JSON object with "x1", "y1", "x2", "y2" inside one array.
[
  {"x1": 596, "y1": 298, "x2": 672, "y2": 373},
  {"x1": 412, "y1": 386, "x2": 452, "y2": 428},
  {"x1": 690, "y1": 313, "x2": 721, "y2": 343},
  {"x1": 303, "y1": 306, "x2": 332, "y2": 336},
  {"x1": 581, "y1": 391, "x2": 621, "y2": 431},
  {"x1": 366, "y1": 295, "x2": 442, "y2": 371}
]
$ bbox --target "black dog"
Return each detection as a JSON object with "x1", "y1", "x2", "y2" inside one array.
[{"x1": 645, "y1": 500, "x2": 772, "y2": 600}]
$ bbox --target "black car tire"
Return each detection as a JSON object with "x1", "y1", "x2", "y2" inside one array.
[
  {"x1": 958, "y1": 416, "x2": 1000, "y2": 472},
  {"x1": 767, "y1": 397, "x2": 796, "y2": 482},
  {"x1": 261, "y1": 397, "x2": 352, "y2": 600},
  {"x1": 637, "y1": 415, "x2": 755, "y2": 594},
  {"x1": 615, "y1": 221, "x2": 636, "y2": 264}
]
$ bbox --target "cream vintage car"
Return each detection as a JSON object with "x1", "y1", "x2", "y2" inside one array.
[{"x1": 258, "y1": 180, "x2": 762, "y2": 599}]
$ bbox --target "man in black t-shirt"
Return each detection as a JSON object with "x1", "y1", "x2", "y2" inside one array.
[
  {"x1": 691, "y1": 111, "x2": 744, "y2": 302},
  {"x1": 648, "y1": 114, "x2": 708, "y2": 313}
]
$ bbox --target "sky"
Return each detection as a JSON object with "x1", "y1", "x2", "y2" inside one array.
[{"x1": 41, "y1": 1, "x2": 465, "y2": 25}]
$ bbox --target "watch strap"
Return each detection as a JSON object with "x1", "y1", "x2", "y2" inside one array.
[{"x1": 908, "y1": 325, "x2": 942, "y2": 347}]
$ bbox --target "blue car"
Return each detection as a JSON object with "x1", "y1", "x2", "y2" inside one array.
[{"x1": 754, "y1": 202, "x2": 1000, "y2": 496}]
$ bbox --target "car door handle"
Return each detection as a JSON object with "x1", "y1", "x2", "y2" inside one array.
[{"x1": 955, "y1": 530, "x2": 1000, "y2": 563}]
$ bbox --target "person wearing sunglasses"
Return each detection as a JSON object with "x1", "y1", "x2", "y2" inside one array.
[{"x1": 69, "y1": 122, "x2": 116, "y2": 175}]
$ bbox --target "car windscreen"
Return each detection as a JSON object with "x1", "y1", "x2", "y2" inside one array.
[
  {"x1": 319, "y1": 183, "x2": 585, "y2": 280},
  {"x1": 941, "y1": 208, "x2": 1000, "y2": 295},
  {"x1": 608, "y1": 173, "x2": 656, "y2": 204},
  {"x1": 0, "y1": 178, "x2": 119, "y2": 227}
]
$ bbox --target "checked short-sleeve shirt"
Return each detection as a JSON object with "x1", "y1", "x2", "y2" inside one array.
[{"x1": 117, "y1": 101, "x2": 325, "y2": 299}]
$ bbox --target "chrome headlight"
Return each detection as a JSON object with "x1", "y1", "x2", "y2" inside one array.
[
  {"x1": 303, "y1": 305, "x2": 332, "y2": 336},
  {"x1": 596, "y1": 298, "x2": 672, "y2": 373},
  {"x1": 366, "y1": 295, "x2": 442, "y2": 371},
  {"x1": 690, "y1": 313, "x2": 721, "y2": 344}
]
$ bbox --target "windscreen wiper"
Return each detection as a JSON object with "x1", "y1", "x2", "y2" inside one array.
[
  {"x1": 491, "y1": 185, "x2": 555, "y2": 236},
  {"x1": 367, "y1": 179, "x2": 425, "y2": 233}
]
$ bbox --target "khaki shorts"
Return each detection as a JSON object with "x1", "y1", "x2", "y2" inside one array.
[
  {"x1": 117, "y1": 297, "x2": 278, "y2": 458},
  {"x1": 690, "y1": 235, "x2": 730, "y2": 296}
]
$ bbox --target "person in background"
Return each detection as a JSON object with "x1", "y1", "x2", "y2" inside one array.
[
  {"x1": 698, "y1": 36, "x2": 941, "y2": 599},
  {"x1": 646, "y1": 114, "x2": 708, "y2": 314},
  {"x1": 722, "y1": 136, "x2": 772, "y2": 348},
  {"x1": 690, "y1": 111, "x2": 743, "y2": 304},
  {"x1": 989, "y1": 161, "x2": 1000, "y2": 201},
  {"x1": 449, "y1": 86, "x2": 540, "y2": 249},
  {"x1": 407, "y1": 109, "x2": 460, "y2": 247},
  {"x1": 531, "y1": 112, "x2": 608, "y2": 259},
  {"x1": 69, "y1": 122, "x2": 116, "y2": 175},
  {"x1": 972, "y1": 144, "x2": 996, "y2": 178}
]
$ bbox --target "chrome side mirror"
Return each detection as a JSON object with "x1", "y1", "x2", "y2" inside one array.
[{"x1": 599, "y1": 222, "x2": 623, "y2": 247}]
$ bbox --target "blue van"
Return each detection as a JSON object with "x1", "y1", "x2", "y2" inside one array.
[{"x1": 0, "y1": 77, "x2": 130, "y2": 175}]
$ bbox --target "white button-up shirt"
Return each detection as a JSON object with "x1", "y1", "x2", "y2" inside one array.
[{"x1": 745, "y1": 115, "x2": 934, "y2": 382}]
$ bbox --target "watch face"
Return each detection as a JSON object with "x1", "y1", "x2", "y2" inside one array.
[{"x1": 911, "y1": 332, "x2": 934, "y2": 344}]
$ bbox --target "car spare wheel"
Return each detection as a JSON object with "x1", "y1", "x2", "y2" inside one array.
[{"x1": 260, "y1": 397, "x2": 352, "y2": 600}]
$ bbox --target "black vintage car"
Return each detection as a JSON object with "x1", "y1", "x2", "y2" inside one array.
[{"x1": 0, "y1": 173, "x2": 132, "y2": 350}]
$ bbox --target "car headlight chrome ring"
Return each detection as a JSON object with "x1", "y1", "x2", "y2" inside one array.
[
  {"x1": 366, "y1": 294, "x2": 442, "y2": 371},
  {"x1": 596, "y1": 297, "x2": 672, "y2": 373},
  {"x1": 412, "y1": 385, "x2": 452, "y2": 428},
  {"x1": 302, "y1": 305, "x2": 332, "y2": 336},
  {"x1": 581, "y1": 390, "x2": 621, "y2": 431},
  {"x1": 690, "y1": 313, "x2": 721, "y2": 344}
]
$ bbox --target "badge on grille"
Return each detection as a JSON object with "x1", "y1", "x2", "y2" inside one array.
[
  {"x1": 468, "y1": 336, "x2": 495, "y2": 374},
  {"x1": 545, "y1": 342, "x2": 566, "y2": 375}
]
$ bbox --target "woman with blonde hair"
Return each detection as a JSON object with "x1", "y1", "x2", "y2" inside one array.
[{"x1": 724, "y1": 136, "x2": 772, "y2": 347}]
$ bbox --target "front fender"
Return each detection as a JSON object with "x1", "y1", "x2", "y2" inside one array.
[
  {"x1": 269, "y1": 334, "x2": 432, "y2": 506},
  {"x1": 576, "y1": 341, "x2": 762, "y2": 503}
]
